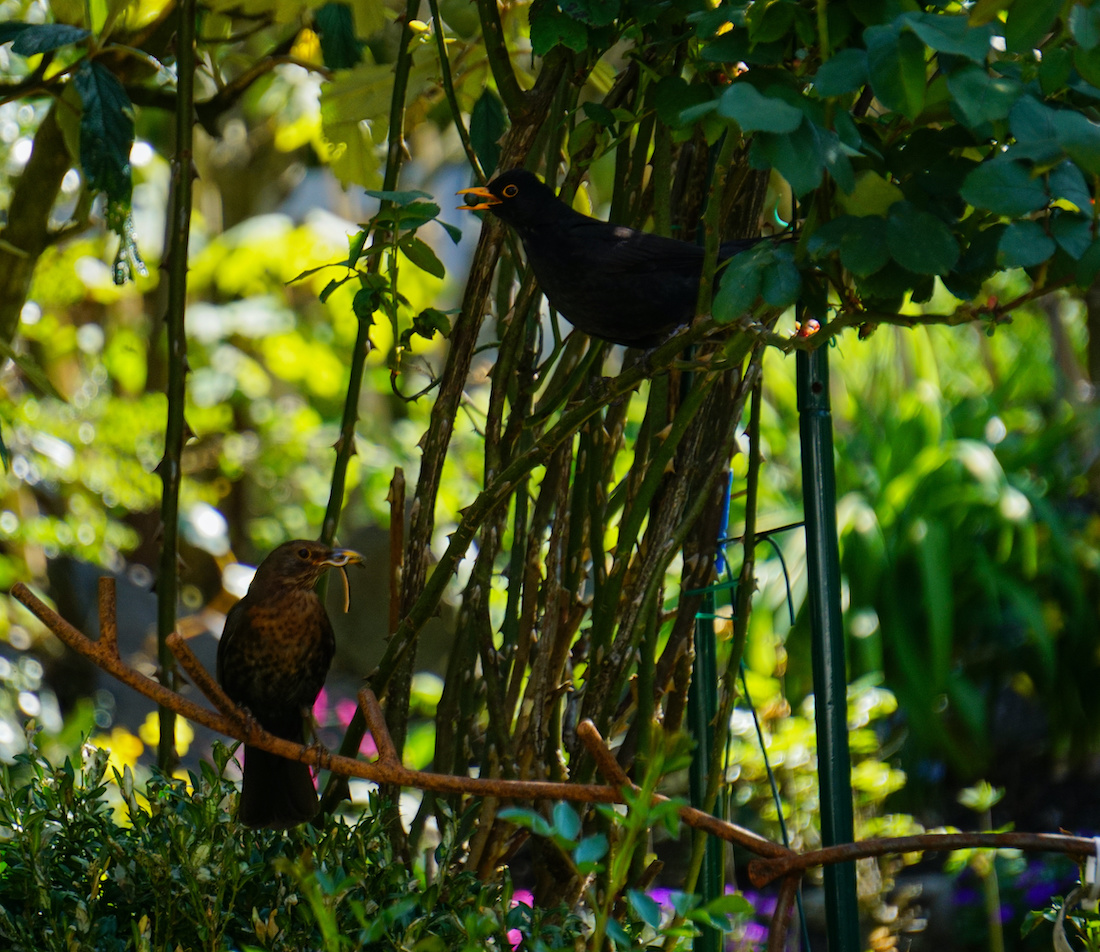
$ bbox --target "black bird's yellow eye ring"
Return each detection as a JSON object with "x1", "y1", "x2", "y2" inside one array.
[
  {"x1": 297, "y1": 547, "x2": 310, "y2": 560},
  {"x1": 503, "y1": 184, "x2": 519, "y2": 198}
]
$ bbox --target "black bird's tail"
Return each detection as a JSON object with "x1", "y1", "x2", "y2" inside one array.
[{"x1": 239, "y1": 744, "x2": 319, "y2": 829}]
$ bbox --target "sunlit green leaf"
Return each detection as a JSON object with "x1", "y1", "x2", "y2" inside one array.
[{"x1": 398, "y1": 236, "x2": 445, "y2": 278}]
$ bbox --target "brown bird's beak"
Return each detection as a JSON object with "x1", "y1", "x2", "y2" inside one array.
[
  {"x1": 321, "y1": 549, "x2": 364, "y2": 568},
  {"x1": 456, "y1": 185, "x2": 500, "y2": 211}
]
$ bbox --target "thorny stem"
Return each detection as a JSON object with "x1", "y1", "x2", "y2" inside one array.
[
  {"x1": 320, "y1": 0, "x2": 419, "y2": 541},
  {"x1": 155, "y1": 0, "x2": 196, "y2": 772},
  {"x1": 425, "y1": 0, "x2": 484, "y2": 180}
]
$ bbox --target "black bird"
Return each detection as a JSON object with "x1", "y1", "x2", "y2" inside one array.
[
  {"x1": 458, "y1": 168, "x2": 766, "y2": 347},
  {"x1": 217, "y1": 540, "x2": 362, "y2": 829}
]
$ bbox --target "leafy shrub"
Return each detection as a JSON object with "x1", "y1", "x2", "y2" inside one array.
[{"x1": 0, "y1": 734, "x2": 587, "y2": 952}]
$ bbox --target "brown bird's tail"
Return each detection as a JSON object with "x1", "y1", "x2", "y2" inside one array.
[{"x1": 239, "y1": 745, "x2": 319, "y2": 829}]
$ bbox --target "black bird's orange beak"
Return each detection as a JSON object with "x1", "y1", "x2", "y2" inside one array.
[{"x1": 456, "y1": 185, "x2": 500, "y2": 211}]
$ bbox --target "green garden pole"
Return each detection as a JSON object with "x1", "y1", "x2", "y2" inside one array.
[
  {"x1": 689, "y1": 588, "x2": 722, "y2": 952},
  {"x1": 797, "y1": 346, "x2": 860, "y2": 952}
]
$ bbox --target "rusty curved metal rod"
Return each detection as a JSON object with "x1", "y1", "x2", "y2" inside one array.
[
  {"x1": 748, "y1": 830, "x2": 1095, "y2": 887},
  {"x1": 14, "y1": 579, "x2": 1098, "y2": 881},
  {"x1": 10, "y1": 579, "x2": 787, "y2": 858}
]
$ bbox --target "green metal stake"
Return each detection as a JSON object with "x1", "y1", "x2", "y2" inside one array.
[
  {"x1": 689, "y1": 588, "x2": 722, "y2": 952},
  {"x1": 797, "y1": 346, "x2": 860, "y2": 952}
]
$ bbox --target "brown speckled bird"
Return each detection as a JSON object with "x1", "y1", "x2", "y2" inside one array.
[{"x1": 216, "y1": 540, "x2": 362, "y2": 829}]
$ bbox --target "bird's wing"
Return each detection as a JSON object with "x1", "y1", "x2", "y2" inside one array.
[
  {"x1": 216, "y1": 597, "x2": 249, "y2": 683},
  {"x1": 568, "y1": 221, "x2": 707, "y2": 276}
]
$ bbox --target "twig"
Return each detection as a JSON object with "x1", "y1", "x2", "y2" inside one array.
[
  {"x1": 155, "y1": 0, "x2": 196, "y2": 771},
  {"x1": 12, "y1": 578, "x2": 1098, "y2": 929}
]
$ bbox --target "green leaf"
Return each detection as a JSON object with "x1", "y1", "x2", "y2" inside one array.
[
  {"x1": 551, "y1": 802, "x2": 580, "y2": 842},
  {"x1": 760, "y1": 251, "x2": 801, "y2": 307},
  {"x1": 814, "y1": 48, "x2": 869, "y2": 96},
  {"x1": 1070, "y1": 2, "x2": 1100, "y2": 51},
  {"x1": 959, "y1": 159, "x2": 1048, "y2": 216},
  {"x1": 837, "y1": 170, "x2": 905, "y2": 217},
  {"x1": 627, "y1": 890, "x2": 661, "y2": 929},
  {"x1": 866, "y1": 23, "x2": 927, "y2": 120},
  {"x1": 653, "y1": 76, "x2": 713, "y2": 129},
  {"x1": 1003, "y1": 0, "x2": 1062, "y2": 52},
  {"x1": 573, "y1": 833, "x2": 608, "y2": 867},
  {"x1": 840, "y1": 216, "x2": 891, "y2": 276},
  {"x1": 605, "y1": 919, "x2": 631, "y2": 949},
  {"x1": 997, "y1": 220, "x2": 1055, "y2": 268},
  {"x1": 402, "y1": 307, "x2": 452, "y2": 344},
  {"x1": 820, "y1": 124, "x2": 855, "y2": 193},
  {"x1": 746, "y1": 0, "x2": 795, "y2": 44},
  {"x1": 945, "y1": 66, "x2": 1021, "y2": 128},
  {"x1": 1008, "y1": 96, "x2": 1061, "y2": 164},
  {"x1": 887, "y1": 202, "x2": 959, "y2": 275},
  {"x1": 717, "y1": 82, "x2": 803, "y2": 133},
  {"x1": 499, "y1": 807, "x2": 554, "y2": 838},
  {"x1": 713, "y1": 246, "x2": 767, "y2": 321},
  {"x1": 1076, "y1": 239, "x2": 1100, "y2": 284},
  {"x1": 1073, "y1": 45, "x2": 1100, "y2": 88},
  {"x1": 399, "y1": 236, "x2": 445, "y2": 278},
  {"x1": 395, "y1": 201, "x2": 443, "y2": 230},
  {"x1": 364, "y1": 188, "x2": 433, "y2": 204},
  {"x1": 74, "y1": 61, "x2": 134, "y2": 208},
  {"x1": 1039, "y1": 46, "x2": 1072, "y2": 96},
  {"x1": 1050, "y1": 211, "x2": 1093, "y2": 259},
  {"x1": 0, "y1": 340, "x2": 63, "y2": 400},
  {"x1": 806, "y1": 215, "x2": 854, "y2": 257},
  {"x1": 352, "y1": 286, "x2": 380, "y2": 321},
  {"x1": 1048, "y1": 160, "x2": 1091, "y2": 211},
  {"x1": 1053, "y1": 109, "x2": 1100, "y2": 174},
  {"x1": 529, "y1": 0, "x2": 588, "y2": 55},
  {"x1": 470, "y1": 90, "x2": 506, "y2": 176},
  {"x1": 903, "y1": 12, "x2": 994, "y2": 63},
  {"x1": 314, "y1": 4, "x2": 363, "y2": 69},
  {"x1": 346, "y1": 229, "x2": 368, "y2": 266},
  {"x1": 5, "y1": 23, "x2": 90, "y2": 55},
  {"x1": 559, "y1": 0, "x2": 619, "y2": 27},
  {"x1": 749, "y1": 117, "x2": 824, "y2": 196},
  {"x1": 321, "y1": 62, "x2": 394, "y2": 188},
  {"x1": 701, "y1": 893, "x2": 755, "y2": 918}
]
